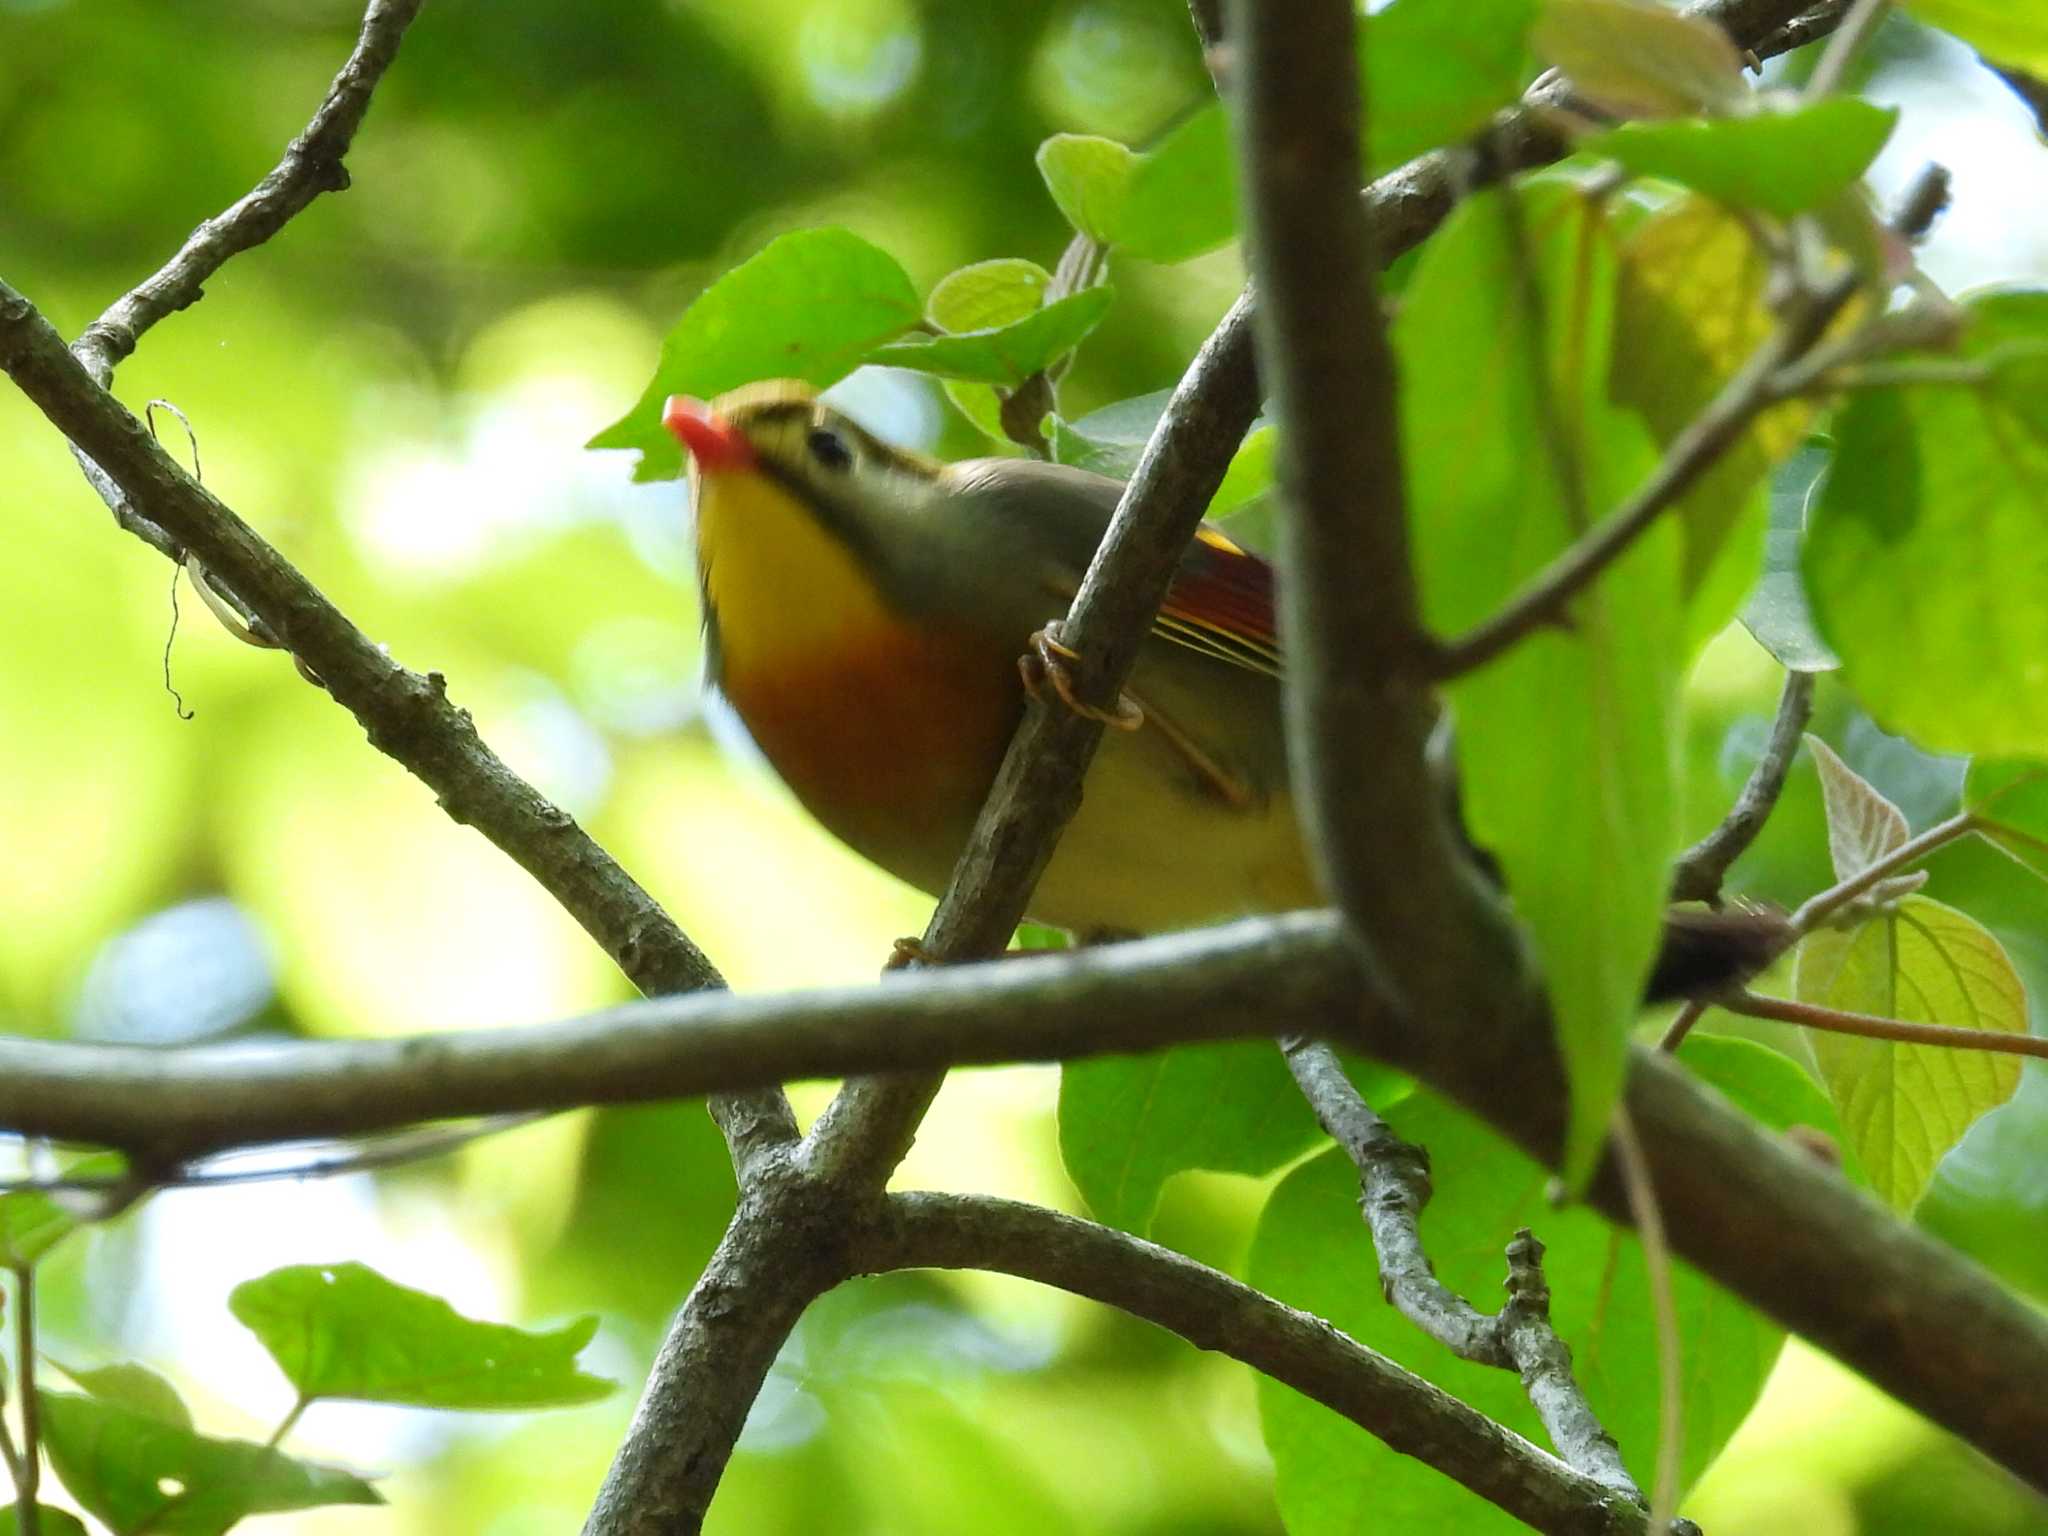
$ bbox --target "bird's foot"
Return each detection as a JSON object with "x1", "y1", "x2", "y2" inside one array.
[
  {"x1": 885, "y1": 936, "x2": 935, "y2": 972},
  {"x1": 1019, "y1": 623, "x2": 1144, "y2": 731}
]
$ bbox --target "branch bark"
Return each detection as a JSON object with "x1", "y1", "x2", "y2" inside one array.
[
  {"x1": 1669, "y1": 670, "x2": 1816, "y2": 904},
  {"x1": 868, "y1": 1193, "x2": 1660, "y2": 1536},
  {"x1": 1283, "y1": 1041, "x2": 1657, "y2": 1513}
]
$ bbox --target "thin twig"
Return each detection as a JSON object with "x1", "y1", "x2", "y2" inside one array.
[
  {"x1": 1751, "y1": 0, "x2": 1854, "y2": 60},
  {"x1": 872, "y1": 1191, "x2": 1661, "y2": 1536},
  {"x1": 1787, "y1": 811, "x2": 1977, "y2": 934},
  {"x1": 1658, "y1": 999, "x2": 1711, "y2": 1053},
  {"x1": 1724, "y1": 991, "x2": 2048, "y2": 1059},
  {"x1": 1281, "y1": 1040, "x2": 1654, "y2": 1508},
  {"x1": 1670, "y1": 671, "x2": 1816, "y2": 904},
  {"x1": 1431, "y1": 268, "x2": 1860, "y2": 680}
]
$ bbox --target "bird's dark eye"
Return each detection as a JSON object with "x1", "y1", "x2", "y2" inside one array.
[{"x1": 806, "y1": 427, "x2": 854, "y2": 472}]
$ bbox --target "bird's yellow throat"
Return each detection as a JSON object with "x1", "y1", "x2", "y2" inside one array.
[{"x1": 693, "y1": 465, "x2": 900, "y2": 675}]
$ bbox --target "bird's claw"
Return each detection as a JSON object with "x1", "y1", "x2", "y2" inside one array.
[{"x1": 1019, "y1": 624, "x2": 1143, "y2": 731}]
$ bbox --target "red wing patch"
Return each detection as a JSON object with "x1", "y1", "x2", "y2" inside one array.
[{"x1": 1154, "y1": 526, "x2": 1282, "y2": 676}]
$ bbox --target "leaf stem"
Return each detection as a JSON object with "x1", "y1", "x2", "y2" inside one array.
[
  {"x1": 1724, "y1": 991, "x2": 2048, "y2": 1059},
  {"x1": 265, "y1": 1395, "x2": 310, "y2": 1452}
]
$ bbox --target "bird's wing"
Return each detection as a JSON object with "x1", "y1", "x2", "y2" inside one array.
[
  {"x1": 1156, "y1": 527, "x2": 1281, "y2": 678},
  {"x1": 946, "y1": 458, "x2": 1282, "y2": 679}
]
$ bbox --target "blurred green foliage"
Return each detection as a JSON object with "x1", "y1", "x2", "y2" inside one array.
[{"x1": 1, "y1": 1, "x2": 2046, "y2": 1533}]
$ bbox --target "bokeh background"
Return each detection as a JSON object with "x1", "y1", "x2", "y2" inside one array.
[{"x1": 2, "y1": 1, "x2": 2045, "y2": 1531}]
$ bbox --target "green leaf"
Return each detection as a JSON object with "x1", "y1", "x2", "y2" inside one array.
[
  {"x1": 0, "y1": 1508, "x2": 88, "y2": 1536},
  {"x1": 1613, "y1": 195, "x2": 1814, "y2": 592},
  {"x1": 1966, "y1": 758, "x2": 2048, "y2": 881},
  {"x1": 588, "y1": 228, "x2": 921, "y2": 481},
  {"x1": 39, "y1": 1390, "x2": 381, "y2": 1536},
  {"x1": 1252, "y1": 1086, "x2": 1784, "y2": 1534},
  {"x1": 1533, "y1": 0, "x2": 1748, "y2": 117},
  {"x1": 1366, "y1": 0, "x2": 1540, "y2": 172},
  {"x1": 0, "y1": 1152, "x2": 127, "y2": 1267},
  {"x1": 925, "y1": 259, "x2": 1051, "y2": 332},
  {"x1": 229, "y1": 1262, "x2": 613, "y2": 1410},
  {"x1": 1805, "y1": 290, "x2": 2048, "y2": 757},
  {"x1": 1049, "y1": 395, "x2": 1273, "y2": 518},
  {"x1": 1905, "y1": 0, "x2": 2048, "y2": 73},
  {"x1": 1677, "y1": 1033, "x2": 1854, "y2": 1178},
  {"x1": 1035, "y1": 134, "x2": 1137, "y2": 245},
  {"x1": 51, "y1": 1359, "x2": 192, "y2": 1429},
  {"x1": 1740, "y1": 439, "x2": 1840, "y2": 671},
  {"x1": 1058, "y1": 1044, "x2": 1404, "y2": 1236},
  {"x1": 1401, "y1": 183, "x2": 1681, "y2": 1188},
  {"x1": 869, "y1": 286, "x2": 1114, "y2": 386},
  {"x1": 1806, "y1": 734, "x2": 1928, "y2": 905},
  {"x1": 1120, "y1": 103, "x2": 1240, "y2": 262},
  {"x1": 1793, "y1": 895, "x2": 2028, "y2": 1210},
  {"x1": 1585, "y1": 98, "x2": 1899, "y2": 217}
]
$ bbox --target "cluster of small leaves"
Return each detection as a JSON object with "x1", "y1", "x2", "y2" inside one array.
[
  {"x1": 589, "y1": 0, "x2": 2048, "y2": 1525},
  {"x1": 0, "y1": 1184, "x2": 612, "y2": 1536}
]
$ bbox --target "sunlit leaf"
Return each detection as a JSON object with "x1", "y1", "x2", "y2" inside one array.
[
  {"x1": 589, "y1": 228, "x2": 921, "y2": 481},
  {"x1": 1793, "y1": 896, "x2": 2027, "y2": 1210},
  {"x1": 1905, "y1": 1, "x2": 2048, "y2": 73},
  {"x1": 1741, "y1": 439, "x2": 1841, "y2": 670},
  {"x1": 1966, "y1": 759, "x2": 2048, "y2": 882},
  {"x1": 52, "y1": 1359, "x2": 192, "y2": 1430},
  {"x1": 1613, "y1": 195, "x2": 1814, "y2": 592},
  {"x1": 1035, "y1": 134, "x2": 1136, "y2": 245},
  {"x1": 1049, "y1": 394, "x2": 1272, "y2": 516},
  {"x1": 926, "y1": 259, "x2": 1051, "y2": 332},
  {"x1": 1366, "y1": 0, "x2": 1540, "y2": 172},
  {"x1": 1806, "y1": 290, "x2": 2048, "y2": 757},
  {"x1": 1059, "y1": 1044, "x2": 1404, "y2": 1236},
  {"x1": 230, "y1": 1262, "x2": 613, "y2": 1409},
  {"x1": 1806, "y1": 734, "x2": 1928, "y2": 905},
  {"x1": 1585, "y1": 98, "x2": 1898, "y2": 216},
  {"x1": 1533, "y1": 0, "x2": 1748, "y2": 117},
  {"x1": 1253, "y1": 1077, "x2": 1789, "y2": 1533},
  {"x1": 1402, "y1": 182, "x2": 1681, "y2": 1187},
  {"x1": 39, "y1": 1390, "x2": 381, "y2": 1536},
  {"x1": 870, "y1": 287, "x2": 1114, "y2": 386},
  {"x1": 1120, "y1": 103, "x2": 1239, "y2": 262},
  {"x1": 0, "y1": 1508, "x2": 88, "y2": 1536}
]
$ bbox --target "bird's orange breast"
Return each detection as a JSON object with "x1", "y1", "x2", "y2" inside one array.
[{"x1": 719, "y1": 621, "x2": 1020, "y2": 882}]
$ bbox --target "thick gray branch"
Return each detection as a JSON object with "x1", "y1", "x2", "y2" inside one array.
[
  {"x1": 869, "y1": 1193, "x2": 1656, "y2": 1536},
  {"x1": 0, "y1": 916, "x2": 1352, "y2": 1160}
]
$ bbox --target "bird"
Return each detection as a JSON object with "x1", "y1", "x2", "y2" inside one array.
[{"x1": 661, "y1": 379, "x2": 1782, "y2": 994}]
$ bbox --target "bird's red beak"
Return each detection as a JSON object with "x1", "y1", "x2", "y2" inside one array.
[{"x1": 662, "y1": 396, "x2": 755, "y2": 474}]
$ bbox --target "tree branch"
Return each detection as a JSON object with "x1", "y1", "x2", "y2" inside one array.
[
  {"x1": 0, "y1": 915, "x2": 1351, "y2": 1159},
  {"x1": 1282, "y1": 1040, "x2": 1656, "y2": 1512},
  {"x1": 1669, "y1": 670, "x2": 1816, "y2": 904},
  {"x1": 1430, "y1": 268, "x2": 1859, "y2": 680},
  {"x1": 67, "y1": 0, "x2": 427, "y2": 565},
  {"x1": 867, "y1": 1193, "x2": 1659, "y2": 1536}
]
